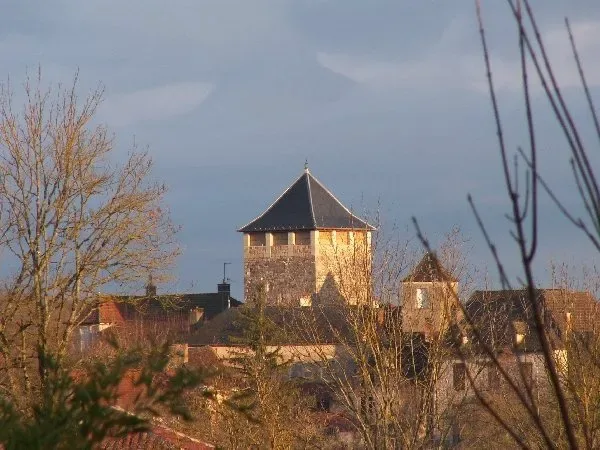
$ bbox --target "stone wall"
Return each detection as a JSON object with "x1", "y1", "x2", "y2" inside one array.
[
  {"x1": 315, "y1": 230, "x2": 372, "y2": 305},
  {"x1": 400, "y1": 281, "x2": 460, "y2": 337},
  {"x1": 242, "y1": 230, "x2": 373, "y2": 306},
  {"x1": 244, "y1": 251, "x2": 316, "y2": 305}
]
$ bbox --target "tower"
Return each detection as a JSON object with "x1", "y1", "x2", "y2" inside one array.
[
  {"x1": 400, "y1": 252, "x2": 459, "y2": 338},
  {"x1": 238, "y1": 167, "x2": 375, "y2": 306}
]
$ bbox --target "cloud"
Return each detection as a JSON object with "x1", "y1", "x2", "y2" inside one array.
[
  {"x1": 98, "y1": 81, "x2": 214, "y2": 127},
  {"x1": 317, "y1": 19, "x2": 600, "y2": 94}
]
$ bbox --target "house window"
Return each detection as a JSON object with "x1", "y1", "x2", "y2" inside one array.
[
  {"x1": 299, "y1": 295, "x2": 312, "y2": 307},
  {"x1": 295, "y1": 231, "x2": 310, "y2": 245},
  {"x1": 487, "y1": 363, "x2": 500, "y2": 389},
  {"x1": 416, "y1": 288, "x2": 430, "y2": 309},
  {"x1": 249, "y1": 233, "x2": 265, "y2": 246},
  {"x1": 453, "y1": 363, "x2": 466, "y2": 391},
  {"x1": 272, "y1": 232, "x2": 288, "y2": 246}
]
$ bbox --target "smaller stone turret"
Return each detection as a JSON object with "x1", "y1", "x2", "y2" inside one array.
[{"x1": 401, "y1": 252, "x2": 460, "y2": 338}]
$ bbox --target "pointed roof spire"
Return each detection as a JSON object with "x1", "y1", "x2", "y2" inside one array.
[
  {"x1": 238, "y1": 169, "x2": 375, "y2": 232},
  {"x1": 403, "y1": 252, "x2": 457, "y2": 282},
  {"x1": 304, "y1": 159, "x2": 309, "y2": 173}
]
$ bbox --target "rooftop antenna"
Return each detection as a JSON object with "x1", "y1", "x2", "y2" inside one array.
[
  {"x1": 223, "y1": 262, "x2": 231, "y2": 283},
  {"x1": 221, "y1": 262, "x2": 231, "y2": 309}
]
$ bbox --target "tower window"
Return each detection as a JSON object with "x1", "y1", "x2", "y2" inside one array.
[
  {"x1": 249, "y1": 233, "x2": 266, "y2": 246},
  {"x1": 416, "y1": 288, "x2": 430, "y2": 309},
  {"x1": 272, "y1": 232, "x2": 288, "y2": 246},
  {"x1": 295, "y1": 231, "x2": 310, "y2": 245}
]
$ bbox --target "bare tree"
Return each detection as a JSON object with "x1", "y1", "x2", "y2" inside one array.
[
  {"x1": 410, "y1": 1, "x2": 600, "y2": 448},
  {"x1": 0, "y1": 71, "x2": 179, "y2": 412},
  {"x1": 284, "y1": 227, "x2": 474, "y2": 449}
]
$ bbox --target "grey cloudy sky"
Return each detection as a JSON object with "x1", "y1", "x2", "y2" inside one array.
[{"x1": 2, "y1": 1, "x2": 600, "y2": 299}]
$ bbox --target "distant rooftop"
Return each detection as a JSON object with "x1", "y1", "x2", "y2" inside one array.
[
  {"x1": 238, "y1": 167, "x2": 374, "y2": 232},
  {"x1": 403, "y1": 252, "x2": 457, "y2": 283}
]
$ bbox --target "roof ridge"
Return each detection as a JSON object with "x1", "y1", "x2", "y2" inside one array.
[
  {"x1": 308, "y1": 171, "x2": 374, "y2": 229},
  {"x1": 236, "y1": 171, "x2": 306, "y2": 232},
  {"x1": 305, "y1": 172, "x2": 317, "y2": 228}
]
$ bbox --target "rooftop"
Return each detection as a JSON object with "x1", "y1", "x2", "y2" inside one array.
[
  {"x1": 403, "y1": 252, "x2": 457, "y2": 283},
  {"x1": 238, "y1": 167, "x2": 374, "y2": 232}
]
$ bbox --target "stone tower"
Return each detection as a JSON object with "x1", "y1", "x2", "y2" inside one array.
[
  {"x1": 239, "y1": 167, "x2": 374, "y2": 306},
  {"x1": 400, "y1": 252, "x2": 460, "y2": 338}
]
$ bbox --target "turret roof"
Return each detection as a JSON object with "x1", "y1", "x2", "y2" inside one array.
[
  {"x1": 403, "y1": 252, "x2": 457, "y2": 283},
  {"x1": 238, "y1": 168, "x2": 374, "y2": 232}
]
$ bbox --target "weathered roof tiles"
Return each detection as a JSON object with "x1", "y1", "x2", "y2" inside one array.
[
  {"x1": 403, "y1": 252, "x2": 457, "y2": 283},
  {"x1": 238, "y1": 168, "x2": 374, "y2": 232}
]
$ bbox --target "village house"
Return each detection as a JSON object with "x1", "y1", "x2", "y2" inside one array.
[{"x1": 78, "y1": 277, "x2": 241, "y2": 353}]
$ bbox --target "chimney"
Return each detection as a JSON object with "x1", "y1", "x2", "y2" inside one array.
[
  {"x1": 218, "y1": 281, "x2": 231, "y2": 296},
  {"x1": 146, "y1": 274, "x2": 157, "y2": 297},
  {"x1": 218, "y1": 281, "x2": 231, "y2": 309},
  {"x1": 219, "y1": 262, "x2": 231, "y2": 308}
]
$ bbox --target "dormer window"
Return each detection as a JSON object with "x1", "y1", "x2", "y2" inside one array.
[{"x1": 416, "y1": 288, "x2": 430, "y2": 309}]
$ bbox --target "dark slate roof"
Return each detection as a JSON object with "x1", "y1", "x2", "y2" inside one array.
[
  {"x1": 402, "y1": 252, "x2": 457, "y2": 283},
  {"x1": 464, "y1": 290, "x2": 548, "y2": 352},
  {"x1": 81, "y1": 293, "x2": 241, "y2": 325},
  {"x1": 462, "y1": 289, "x2": 599, "y2": 353},
  {"x1": 238, "y1": 169, "x2": 374, "y2": 232}
]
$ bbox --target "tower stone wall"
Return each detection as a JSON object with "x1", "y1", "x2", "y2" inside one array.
[
  {"x1": 243, "y1": 229, "x2": 373, "y2": 306},
  {"x1": 239, "y1": 168, "x2": 375, "y2": 306},
  {"x1": 243, "y1": 231, "x2": 316, "y2": 305},
  {"x1": 314, "y1": 230, "x2": 372, "y2": 305}
]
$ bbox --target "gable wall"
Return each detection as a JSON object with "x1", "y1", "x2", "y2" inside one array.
[{"x1": 400, "y1": 281, "x2": 460, "y2": 337}]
